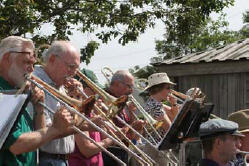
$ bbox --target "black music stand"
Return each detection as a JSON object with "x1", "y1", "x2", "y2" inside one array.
[
  {"x1": 157, "y1": 98, "x2": 214, "y2": 151},
  {"x1": 0, "y1": 93, "x2": 30, "y2": 149}
]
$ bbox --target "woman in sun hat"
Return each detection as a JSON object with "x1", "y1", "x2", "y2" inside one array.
[
  {"x1": 143, "y1": 72, "x2": 179, "y2": 142},
  {"x1": 136, "y1": 72, "x2": 179, "y2": 166}
]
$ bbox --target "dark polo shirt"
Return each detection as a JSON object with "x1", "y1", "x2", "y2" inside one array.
[{"x1": 200, "y1": 159, "x2": 219, "y2": 166}]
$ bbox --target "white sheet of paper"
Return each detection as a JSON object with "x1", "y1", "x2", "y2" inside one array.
[{"x1": 0, "y1": 94, "x2": 28, "y2": 149}]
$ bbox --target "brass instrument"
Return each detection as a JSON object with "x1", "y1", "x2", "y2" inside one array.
[
  {"x1": 76, "y1": 70, "x2": 128, "y2": 119},
  {"x1": 101, "y1": 67, "x2": 164, "y2": 142},
  {"x1": 30, "y1": 74, "x2": 95, "y2": 112},
  {"x1": 128, "y1": 95, "x2": 164, "y2": 141},
  {"x1": 170, "y1": 89, "x2": 188, "y2": 100},
  {"x1": 0, "y1": 87, "x2": 126, "y2": 166},
  {"x1": 236, "y1": 150, "x2": 249, "y2": 165},
  {"x1": 101, "y1": 66, "x2": 114, "y2": 84},
  {"x1": 75, "y1": 70, "x2": 157, "y2": 166},
  {"x1": 33, "y1": 45, "x2": 152, "y2": 165},
  {"x1": 25, "y1": 74, "x2": 150, "y2": 166}
]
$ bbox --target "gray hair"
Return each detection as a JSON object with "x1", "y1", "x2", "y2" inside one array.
[
  {"x1": 110, "y1": 70, "x2": 131, "y2": 84},
  {"x1": 42, "y1": 41, "x2": 76, "y2": 63},
  {"x1": 0, "y1": 36, "x2": 34, "y2": 62}
]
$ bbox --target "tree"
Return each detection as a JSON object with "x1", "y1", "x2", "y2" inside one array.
[
  {"x1": 187, "y1": 14, "x2": 241, "y2": 52},
  {"x1": 240, "y1": 10, "x2": 249, "y2": 38},
  {"x1": 155, "y1": 10, "x2": 249, "y2": 59},
  {"x1": 0, "y1": 0, "x2": 234, "y2": 63},
  {"x1": 130, "y1": 65, "x2": 158, "y2": 79}
]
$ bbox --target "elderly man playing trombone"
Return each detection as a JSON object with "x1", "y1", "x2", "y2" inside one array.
[
  {"x1": 33, "y1": 41, "x2": 105, "y2": 166},
  {"x1": 102, "y1": 70, "x2": 146, "y2": 166},
  {"x1": 0, "y1": 36, "x2": 75, "y2": 166}
]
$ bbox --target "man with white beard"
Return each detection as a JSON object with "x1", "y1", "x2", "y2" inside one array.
[{"x1": 0, "y1": 36, "x2": 75, "y2": 166}]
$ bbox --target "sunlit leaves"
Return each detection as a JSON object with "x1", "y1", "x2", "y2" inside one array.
[{"x1": 0, "y1": 0, "x2": 235, "y2": 63}]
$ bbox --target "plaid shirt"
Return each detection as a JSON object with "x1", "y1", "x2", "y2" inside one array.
[{"x1": 144, "y1": 97, "x2": 167, "y2": 144}]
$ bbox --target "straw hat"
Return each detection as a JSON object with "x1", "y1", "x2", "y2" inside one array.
[
  {"x1": 144, "y1": 73, "x2": 175, "y2": 91},
  {"x1": 228, "y1": 109, "x2": 249, "y2": 133}
]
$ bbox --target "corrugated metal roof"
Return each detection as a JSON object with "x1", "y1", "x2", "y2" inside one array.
[{"x1": 154, "y1": 38, "x2": 249, "y2": 65}]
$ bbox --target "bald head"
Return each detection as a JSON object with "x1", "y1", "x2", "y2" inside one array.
[
  {"x1": 43, "y1": 41, "x2": 80, "y2": 63},
  {"x1": 111, "y1": 70, "x2": 133, "y2": 85},
  {"x1": 109, "y1": 70, "x2": 134, "y2": 97},
  {"x1": 42, "y1": 40, "x2": 80, "y2": 87}
]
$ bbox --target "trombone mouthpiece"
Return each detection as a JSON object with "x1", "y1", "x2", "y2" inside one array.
[
  {"x1": 24, "y1": 73, "x2": 31, "y2": 79},
  {"x1": 236, "y1": 150, "x2": 249, "y2": 155}
]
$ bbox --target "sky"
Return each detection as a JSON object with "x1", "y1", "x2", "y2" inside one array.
[{"x1": 65, "y1": 0, "x2": 249, "y2": 84}]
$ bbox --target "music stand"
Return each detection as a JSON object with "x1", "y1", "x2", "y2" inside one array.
[
  {"x1": 0, "y1": 93, "x2": 30, "y2": 149},
  {"x1": 157, "y1": 98, "x2": 214, "y2": 151}
]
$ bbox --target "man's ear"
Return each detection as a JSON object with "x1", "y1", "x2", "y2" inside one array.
[
  {"x1": 2, "y1": 53, "x2": 11, "y2": 65},
  {"x1": 48, "y1": 54, "x2": 56, "y2": 63},
  {"x1": 215, "y1": 137, "x2": 223, "y2": 148}
]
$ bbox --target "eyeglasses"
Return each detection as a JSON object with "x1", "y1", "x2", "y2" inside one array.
[
  {"x1": 56, "y1": 55, "x2": 79, "y2": 71},
  {"x1": 9, "y1": 51, "x2": 35, "y2": 57},
  {"x1": 121, "y1": 82, "x2": 134, "y2": 90}
]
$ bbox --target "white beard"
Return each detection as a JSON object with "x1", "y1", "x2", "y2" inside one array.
[{"x1": 8, "y1": 62, "x2": 26, "y2": 88}]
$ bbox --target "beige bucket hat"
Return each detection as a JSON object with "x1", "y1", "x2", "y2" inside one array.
[
  {"x1": 144, "y1": 73, "x2": 175, "y2": 91},
  {"x1": 228, "y1": 109, "x2": 249, "y2": 133}
]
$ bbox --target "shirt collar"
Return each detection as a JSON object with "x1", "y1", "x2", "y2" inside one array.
[
  {"x1": 33, "y1": 65, "x2": 57, "y2": 87},
  {"x1": 200, "y1": 159, "x2": 220, "y2": 166},
  {"x1": 148, "y1": 97, "x2": 163, "y2": 106},
  {"x1": 0, "y1": 76, "x2": 14, "y2": 90}
]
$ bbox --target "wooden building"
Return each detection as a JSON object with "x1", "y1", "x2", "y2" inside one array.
[{"x1": 152, "y1": 38, "x2": 249, "y2": 118}]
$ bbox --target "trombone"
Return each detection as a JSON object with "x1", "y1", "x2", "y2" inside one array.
[
  {"x1": 101, "y1": 67, "x2": 164, "y2": 142},
  {"x1": 135, "y1": 78, "x2": 188, "y2": 104},
  {"x1": 0, "y1": 88, "x2": 126, "y2": 166},
  {"x1": 35, "y1": 45, "x2": 154, "y2": 165},
  {"x1": 101, "y1": 67, "x2": 181, "y2": 165},
  {"x1": 25, "y1": 74, "x2": 151, "y2": 166},
  {"x1": 236, "y1": 150, "x2": 249, "y2": 165},
  {"x1": 101, "y1": 66, "x2": 113, "y2": 84},
  {"x1": 76, "y1": 70, "x2": 128, "y2": 119},
  {"x1": 75, "y1": 70, "x2": 157, "y2": 165}
]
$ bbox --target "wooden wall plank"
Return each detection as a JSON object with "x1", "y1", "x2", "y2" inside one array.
[{"x1": 157, "y1": 61, "x2": 249, "y2": 77}]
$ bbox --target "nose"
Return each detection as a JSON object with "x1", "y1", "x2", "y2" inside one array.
[
  {"x1": 236, "y1": 138, "x2": 242, "y2": 149},
  {"x1": 68, "y1": 68, "x2": 77, "y2": 77},
  {"x1": 127, "y1": 87, "x2": 133, "y2": 95},
  {"x1": 27, "y1": 56, "x2": 36, "y2": 73}
]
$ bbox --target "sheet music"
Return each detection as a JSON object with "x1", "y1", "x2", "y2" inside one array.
[{"x1": 0, "y1": 94, "x2": 28, "y2": 149}]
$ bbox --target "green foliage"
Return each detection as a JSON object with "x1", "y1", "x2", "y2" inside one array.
[
  {"x1": 240, "y1": 10, "x2": 249, "y2": 38},
  {"x1": 80, "y1": 41, "x2": 100, "y2": 64},
  {"x1": 0, "y1": 0, "x2": 234, "y2": 63},
  {"x1": 155, "y1": 11, "x2": 247, "y2": 59},
  {"x1": 129, "y1": 65, "x2": 158, "y2": 79},
  {"x1": 243, "y1": 10, "x2": 249, "y2": 23},
  {"x1": 189, "y1": 14, "x2": 241, "y2": 52}
]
